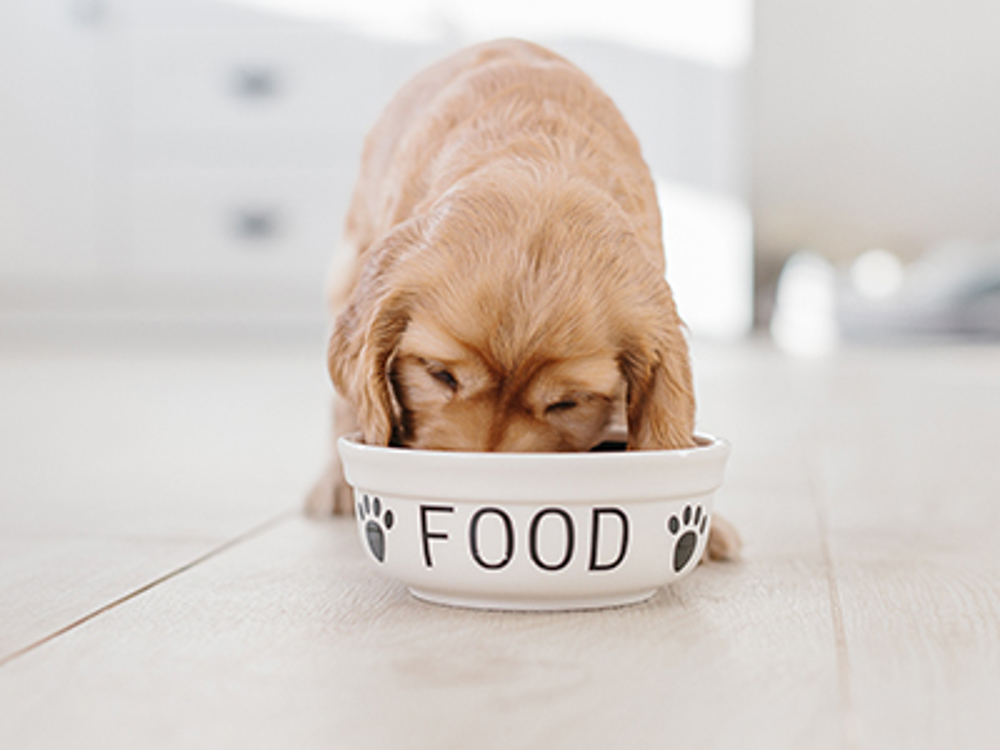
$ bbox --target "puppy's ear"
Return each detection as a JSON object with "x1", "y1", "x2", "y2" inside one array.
[
  {"x1": 619, "y1": 284, "x2": 696, "y2": 450},
  {"x1": 327, "y1": 223, "x2": 421, "y2": 445}
]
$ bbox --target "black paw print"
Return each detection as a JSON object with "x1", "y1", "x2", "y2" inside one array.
[
  {"x1": 667, "y1": 504, "x2": 708, "y2": 573},
  {"x1": 357, "y1": 494, "x2": 394, "y2": 563}
]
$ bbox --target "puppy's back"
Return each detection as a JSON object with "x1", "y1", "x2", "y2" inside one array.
[{"x1": 343, "y1": 40, "x2": 661, "y2": 267}]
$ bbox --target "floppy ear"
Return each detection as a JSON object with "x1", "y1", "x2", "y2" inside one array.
[
  {"x1": 327, "y1": 224, "x2": 421, "y2": 445},
  {"x1": 619, "y1": 283, "x2": 696, "y2": 450}
]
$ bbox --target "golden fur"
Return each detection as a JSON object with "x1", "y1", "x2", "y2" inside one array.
[{"x1": 308, "y1": 40, "x2": 740, "y2": 560}]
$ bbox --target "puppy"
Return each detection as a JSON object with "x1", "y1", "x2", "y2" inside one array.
[{"x1": 308, "y1": 40, "x2": 740, "y2": 561}]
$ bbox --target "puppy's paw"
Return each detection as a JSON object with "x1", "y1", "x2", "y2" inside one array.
[
  {"x1": 304, "y1": 458, "x2": 355, "y2": 516},
  {"x1": 705, "y1": 513, "x2": 742, "y2": 562}
]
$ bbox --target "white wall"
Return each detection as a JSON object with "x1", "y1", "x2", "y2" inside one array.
[
  {"x1": 753, "y1": 0, "x2": 1000, "y2": 263},
  {"x1": 0, "y1": 0, "x2": 101, "y2": 280}
]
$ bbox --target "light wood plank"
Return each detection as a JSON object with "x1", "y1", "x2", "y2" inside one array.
[
  {"x1": 0, "y1": 347, "x2": 330, "y2": 538},
  {"x1": 0, "y1": 342, "x2": 330, "y2": 658},
  {"x1": 810, "y1": 346, "x2": 1000, "y2": 749},
  {"x1": 0, "y1": 536, "x2": 206, "y2": 657},
  {"x1": 0, "y1": 514, "x2": 843, "y2": 750}
]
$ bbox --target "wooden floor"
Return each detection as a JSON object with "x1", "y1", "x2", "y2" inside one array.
[{"x1": 1, "y1": 334, "x2": 999, "y2": 749}]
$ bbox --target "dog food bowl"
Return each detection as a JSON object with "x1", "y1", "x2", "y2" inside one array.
[{"x1": 338, "y1": 434, "x2": 730, "y2": 611}]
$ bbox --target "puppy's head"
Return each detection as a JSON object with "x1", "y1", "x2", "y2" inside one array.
[
  {"x1": 329, "y1": 168, "x2": 695, "y2": 452},
  {"x1": 389, "y1": 311, "x2": 624, "y2": 452}
]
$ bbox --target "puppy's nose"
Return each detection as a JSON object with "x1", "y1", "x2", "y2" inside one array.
[{"x1": 488, "y1": 417, "x2": 545, "y2": 452}]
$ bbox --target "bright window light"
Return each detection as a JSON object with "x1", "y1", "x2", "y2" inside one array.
[
  {"x1": 850, "y1": 248, "x2": 904, "y2": 301},
  {"x1": 658, "y1": 179, "x2": 754, "y2": 340},
  {"x1": 770, "y1": 251, "x2": 839, "y2": 357}
]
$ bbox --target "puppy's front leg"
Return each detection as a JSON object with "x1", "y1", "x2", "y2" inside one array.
[
  {"x1": 304, "y1": 394, "x2": 358, "y2": 516},
  {"x1": 705, "y1": 513, "x2": 742, "y2": 561}
]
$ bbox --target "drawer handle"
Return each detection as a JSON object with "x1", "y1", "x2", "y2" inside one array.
[
  {"x1": 232, "y1": 67, "x2": 281, "y2": 99},
  {"x1": 233, "y1": 209, "x2": 280, "y2": 241},
  {"x1": 70, "y1": 0, "x2": 104, "y2": 25}
]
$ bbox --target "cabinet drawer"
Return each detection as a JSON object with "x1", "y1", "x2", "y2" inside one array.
[
  {"x1": 128, "y1": 168, "x2": 352, "y2": 281},
  {"x1": 126, "y1": 28, "x2": 386, "y2": 133},
  {"x1": 129, "y1": 126, "x2": 365, "y2": 173}
]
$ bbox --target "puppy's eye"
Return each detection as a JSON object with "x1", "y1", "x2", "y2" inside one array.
[
  {"x1": 545, "y1": 399, "x2": 578, "y2": 414},
  {"x1": 429, "y1": 366, "x2": 459, "y2": 392}
]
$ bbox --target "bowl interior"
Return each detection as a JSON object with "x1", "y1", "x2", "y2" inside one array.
[{"x1": 338, "y1": 433, "x2": 730, "y2": 504}]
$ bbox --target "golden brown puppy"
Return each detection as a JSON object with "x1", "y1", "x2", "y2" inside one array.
[{"x1": 308, "y1": 39, "x2": 740, "y2": 560}]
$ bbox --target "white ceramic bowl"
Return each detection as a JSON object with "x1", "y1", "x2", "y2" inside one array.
[{"x1": 338, "y1": 434, "x2": 730, "y2": 611}]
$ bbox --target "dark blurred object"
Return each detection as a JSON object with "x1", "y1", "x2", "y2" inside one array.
[
  {"x1": 838, "y1": 241, "x2": 1000, "y2": 340},
  {"x1": 770, "y1": 240, "x2": 1000, "y2": 355},
  {"x1": 233, "y1": 207, "x2": 281, "y2": 241},
  {"x1": 69, "y1": 0, "x2": 104, "y2": 25},
  {"x1": 231, "y1": 66, "x2": 282, "y2": 99}
]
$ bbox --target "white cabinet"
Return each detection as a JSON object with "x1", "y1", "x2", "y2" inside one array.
[
  {"x1": 1, "y1": 0, "x2": 389, "y2": 322},
  {"x1": 128, "y1": 166, "x2": 352, "y2": 282},
  {"x1": 125, "y1": 27, "x2": 381, "y2": 135},
  {"x1": 117, "y1": 2, "x2": 380, "y2": 302},
  {"x1": 117, "y1": 14, "x2": 389, "y2": 289}
]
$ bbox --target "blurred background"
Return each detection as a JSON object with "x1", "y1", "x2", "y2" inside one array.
[
  {"x1": 1, "y1": 0, "x2": 999, "y2": 351},
  {"x1": 5, "y1": 4, "x2": 1000, "y2": 740}
]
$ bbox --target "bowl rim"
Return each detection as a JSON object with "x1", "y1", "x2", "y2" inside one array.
[{"x1": 338, "y1": 433, "x2": 731, "y2": 504}]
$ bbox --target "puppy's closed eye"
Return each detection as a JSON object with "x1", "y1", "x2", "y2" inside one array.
[
  {"x1": 541, "y1": 393, "x2": 611, "y2": 423},
  {"x1": 425, "y1": 361, "x2": 459, "y2": 393},
  {"x1": 545, "y1": 399, "x2": 579, "y2": 414}
]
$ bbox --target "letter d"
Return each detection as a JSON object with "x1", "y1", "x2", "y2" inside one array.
[{"x1": 589, "y1": 507, "x2": 629, "y2": 572}]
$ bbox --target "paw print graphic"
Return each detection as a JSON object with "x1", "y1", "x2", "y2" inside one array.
[
  {"x1": 666, "y1": 504, "x2": 709, "y2": 573},
  {"x1": 357, "y1": 494, "x2": 394, "y2": 563}
]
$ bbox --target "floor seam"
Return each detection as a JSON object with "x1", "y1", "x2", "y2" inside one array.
[
  {"x1": 807, "y1": 444, "x2": 861, "y2": 750},
  {"x1": 0, "y1": 508, "x2": 298, "y2": 668}
]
